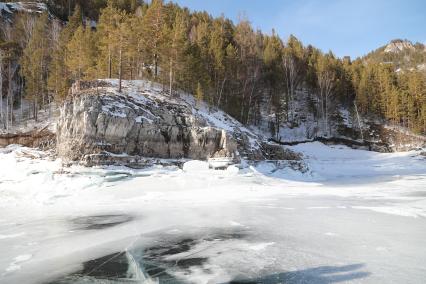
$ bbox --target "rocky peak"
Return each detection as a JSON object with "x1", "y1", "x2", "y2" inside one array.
[{"x1": 384, "y1": 39, "x2": 415, "y2": 53}]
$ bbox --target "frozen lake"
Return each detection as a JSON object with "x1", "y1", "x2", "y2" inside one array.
[{"x1": 0, "y1": 142, "x2": 425, "y2": 283}]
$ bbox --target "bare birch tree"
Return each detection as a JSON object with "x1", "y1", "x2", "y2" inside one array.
[{"x1": 316, "y1": 54, "x2": 336, "y2": 136}]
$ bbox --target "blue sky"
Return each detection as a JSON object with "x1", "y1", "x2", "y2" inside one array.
[{"x1": 170, "y1": 0, "x2": 426, "y2": 59}]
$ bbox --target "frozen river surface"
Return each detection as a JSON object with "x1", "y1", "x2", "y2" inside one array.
[{"x1": 0, "y1": 142, "x2": 425, "y2": 283}]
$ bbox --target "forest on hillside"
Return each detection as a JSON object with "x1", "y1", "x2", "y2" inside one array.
[{"x1": 0, "y1": 0, "x2": 425, "y2": 135}]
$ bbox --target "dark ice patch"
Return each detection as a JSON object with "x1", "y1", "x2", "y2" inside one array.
[
  {"x1": 45, "y1": 252, "x2": 146, "y2": 284},
  {"x1": 71, "y1": 214, "x2": 134, "y2": 230},
  {"x1": 80, "y1": 252, "x2": 129, "y2": 278},
  {"x1": 144, "y1": 238, "x2": 196, "y2": 258},
  {"x1": 46, "y1": 228, "x2": 249, "y2": 284}
]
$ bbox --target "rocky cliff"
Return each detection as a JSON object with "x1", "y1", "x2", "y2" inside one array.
[
  {"x1": 56, "y1": 80, "x2": 303, "y2": 166},
  {"x1": 56, "y1": 80, "x2": 242, "y2": 165}
]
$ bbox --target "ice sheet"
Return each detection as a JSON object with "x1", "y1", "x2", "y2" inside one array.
[{"x1": 0, "y1": 143, "x2": 425, "y2": 283}]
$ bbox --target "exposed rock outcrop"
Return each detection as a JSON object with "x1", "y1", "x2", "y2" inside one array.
[
  {"x1": 56, "y1": 80, "x2": 304, "y2": 166},
  {"x1": 0, "y1": 127, "x2": 55, "y2": 150},
  {"x1": 0, "y1": 2, "x2": 47, "y2": 21},
  {"x1": 384, "y1": 39, "x2": 415, "y2": 53},
  {"x1": 337, "y1": 121, "x2": 426, "y2": 152},
  {"x1": 57, "y1": 80, "x2": 238, "y2": 165}
]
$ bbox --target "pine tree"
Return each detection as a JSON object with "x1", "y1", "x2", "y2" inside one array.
[
  {"x1": 263, "y1": 31, "x2": 283, "y2": 138},
  {"x1": 0, "y1": 41, "x2": 21, "y2": 129},
  {"x1": 65, "y1": 25, "x2": 97, "y2": 81},
  {"x1": 221, "y1": 43, "x2": 237, "y2": 110},
  {"x1": 141, "y1": 0, "x2": 164, "y2": 79},
  {"x1": 164, "y1": 10, "x2": 189, "y2": 95},
  {"x1": 117, "y1": 14, "x2": 131, "y2": 92},
  {"x1": 209, "y1": 17, "x2": 228, "y2": 106},
  {"x1": 108, "y1": 0, "x2": 142, "y2": 13},
  {"x1": 48, "y1": 6, "x2": 82, "y2": 101},
  {"x1": 282, "y1": 35, "x2": 306, "y2": 121},
  {"x1": 234, "y1": 19, "x2": 259, "y2": 123},
  {"x1": 4, "y1": 0, "x2": 423, "y2": 135},
  {"x1": 20, "y1": 13, "x2": 51, "y2": 121},
  {"x1": 96, "y1": 1, "x2": 125, "y2": 79},
  {"x1": 195, "y1": 81, "x2": 203, "y2": 105},
  {"x1": 316, "y1": 52, "x2": 336, "y2": 136},
  {"x1": 121, "y1": 15, "x2": 141, "y2": 80}
]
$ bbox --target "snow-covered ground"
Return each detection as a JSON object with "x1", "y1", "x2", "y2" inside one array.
[
  {"x1": 0, "y1": 143, "x2": 425, "y2": 283},
  {"x1": 0, "y1": 98, "x2": 58, "y2": 135}
]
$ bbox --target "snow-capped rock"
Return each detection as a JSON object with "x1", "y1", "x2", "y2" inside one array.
[{"x1": 57, "y1": 80, "x2": 239, "y2": 164}]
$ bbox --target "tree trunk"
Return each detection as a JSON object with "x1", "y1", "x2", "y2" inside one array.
[
  {"x1": 0, "y1": 54, "x2": 3, "y2": 128},
  {"x1": 8, "y1": 62, "x2": 13, "y2": 129},
  {"x1": 354, "y1": 102, "x2": 364, "y2": 141},
  {"x1": 108, "y1": 48, "x2": 112, "y2": 79},
  {"x1": 275, "y1": 109, "x2": 280, "y2": 141},
  {"x1": 5, "y1": 93, "x2": 8, "y2": 130},
  {"x1": 130, "y1": 58, "x2": 134, "y2": 80},
  {"x1": 34, "y1": 98, "x2": 38, "y2": 122},
  {"x1": 290, "y1": 79, "x2": 295, "y2": 121},
  {"x1": 118, "y1": 47, "x2": 123, "y2": 93},
  {"x1": 285, "y1": 80, "x2": 290, "y2": 122},
  {"x1": 325, "y1": 93, "x2": 328, "y2": 136},
  {"x1": 169, "y1": 59, "x2": 173, "y2": 96},
  {"x1": 217, "y1": 77, "x2": 226, "y2": 108},
  {"x1": 240, "y1": 78, "x2": 249, "y2": 121},
  {"x1": 246, "y1": 75, "x2": 257, "y2": 124},
  {"x1": 20, "y1": 78, "x2": 23, "y2": 123},
  {"x1": 154, "y1": 53, "x2": 158, "y2": 78},
  {"x1": 320, "y1": 90, "x2": 325, "y2": 135}
]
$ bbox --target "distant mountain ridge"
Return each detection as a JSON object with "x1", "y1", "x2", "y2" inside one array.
[
  {"x1": 384, "y1": 39, "x2": 416, "y2": 53},
  {"x1": 362, "y1": 39, "x2": 425, "y2": 71}
]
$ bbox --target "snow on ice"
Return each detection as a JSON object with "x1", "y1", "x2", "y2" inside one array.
[{"x1": 0, "y1": 142, "x2": 425, "y2": 283}]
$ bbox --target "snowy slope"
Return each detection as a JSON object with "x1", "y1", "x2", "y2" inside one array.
[{"x1": 254, "y1": 88, "x2": 425, "y2": 151}]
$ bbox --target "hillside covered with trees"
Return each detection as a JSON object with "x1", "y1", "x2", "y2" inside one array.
[
  {"x1": 0, "y1": 0, "x2": 425, "y2": 135},
  {"x1": 1, "y1": 3, "x2": 426, "y2": 283}
]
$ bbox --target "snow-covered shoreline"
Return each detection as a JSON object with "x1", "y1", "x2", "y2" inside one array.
[{"x1": 0, "y1": 142, "x2": 425, "y2": 283}]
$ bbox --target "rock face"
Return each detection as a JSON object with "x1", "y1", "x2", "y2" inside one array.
[
  {"x1": 0, "y1": 128, "x2": 55, "y2": 150},
  {"x1": 0, "y1": 2, "x2": 47, "y2": 19},
  {"x1": 337, "y1": 121, "x2": 426, "y2": 152},
  {"x1": 56, "y1": 81, "x2": 237, "y2": 164},
  {"x1": 384, "y1": 39, "x2": 415, "y2": 53}
]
